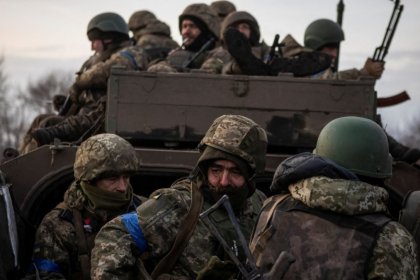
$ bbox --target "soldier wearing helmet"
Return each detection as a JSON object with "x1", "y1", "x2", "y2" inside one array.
[
  {"x1": 128, "y1": 10, "x2": 179, "y2": 61},
  {"x1": 25, "y1": 134, "x2": 144, "y2": 279},
  {"x1": 210, "y1": 1, "x2": 237, "y2": 22},
  {"x1": 215, "y1": 13, "x2": 332, "y2": 77},
  {"x1": 25, "y1": 12, "x2": 148, "y2": 151},
  {"x1": 250, "y1": 116, "x2": 418, "y2": 279},
  {"x1": 303, "y1": 18, "x2": 385, "y2": 80},
  {"x1": 202, "y1": 10, "x2": 272, "y2": 74},
  {"x1": 147, "y1": 3, "x2": 221, "y2": 73},
  {"x1": 91, "y1": 115, "x2": 268, "y2": 279}
]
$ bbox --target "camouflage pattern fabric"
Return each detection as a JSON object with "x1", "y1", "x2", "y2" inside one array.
[
  {"x1": 91, "y1": 178, "x2": 266, "y2": 279},
  {"x1": 179, "y1": 3, "x2": 220, "y2": 40},
  {"x1": 24, "y1": 182, "x2": 143, "y2": 280},
  {"x1": 251, "y1": 176, "x2": 418, "y2": 279},
  {"x1": 73, "y1": 133, "x2": 139, "y2": 182}
]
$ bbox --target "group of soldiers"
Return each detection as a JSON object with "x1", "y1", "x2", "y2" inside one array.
[
  {"x1": 25, "y1": 115, "x2": 418, "y2": 279},
  {"x1": 16, "y1": 1, "x2": 420, "y2": 279}
]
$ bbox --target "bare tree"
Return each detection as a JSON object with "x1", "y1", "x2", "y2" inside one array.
[
  {"x1": 399, "y1": 117, "x2": 420, "y2": 150},
  {"x1": 0, "y1": 56, "x2": 73, "y2": 152}
]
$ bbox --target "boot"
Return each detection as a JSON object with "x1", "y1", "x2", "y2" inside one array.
[
  {"x1": 31, "y1": 122, "x2": 79, "y2": 146},
  {"x1": 224, "y1": 27, "x2": 271, "y2": 75}
]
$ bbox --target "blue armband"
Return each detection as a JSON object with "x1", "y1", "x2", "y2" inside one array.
[
  {"x1": 31, "y1": 258, "x2": 61, "y2": 273},
  {"x1": 121, "y1": 211, "x2": 148, "y2": 253}
]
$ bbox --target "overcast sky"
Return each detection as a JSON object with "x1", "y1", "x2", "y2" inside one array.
[{"x1": 1, "y1": 0, "x2": 419, "y2": 137}]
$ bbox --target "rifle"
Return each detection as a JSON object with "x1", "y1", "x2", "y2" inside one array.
[
  {"x1": 373, "y1": 0, "x2": 404, "y2": 62},
  {"x1": 200, "y1": 195, "x2": 295, "y2": 280},
  {"x1": 264, "y1": 34, "x2": 281, "y2": 64},
  {"x1": 334, "y1": 0, "x2": 345, "y2": 71},
  {"x1": 182, "y1": 37, "x2": 215, "y2": 69}
]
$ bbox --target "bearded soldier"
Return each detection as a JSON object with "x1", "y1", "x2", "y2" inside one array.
[
  {"x1": 147, "y1": 3, "x2": 221, "y2": 73},
  {"x1": 25, "y1": 134, "x2": 144, "y2": 280},
  {"x1": 91, "y1": 115, "x2": 268, "y2": 279}
]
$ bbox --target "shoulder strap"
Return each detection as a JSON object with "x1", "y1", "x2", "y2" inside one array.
[
  {"x1": 151, "y1": 179, "x2": 204, "y2": 279},
  {"x1": 260, "y1": 194, "x2": 290, "y2": 233},
  {"x1": 72, "y1": 209, "x2": 90, "y2": 280}
]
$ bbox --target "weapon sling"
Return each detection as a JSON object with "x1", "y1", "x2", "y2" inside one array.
[{"x1": 151, "y1": 178, "x2": 204, "y2": 279}]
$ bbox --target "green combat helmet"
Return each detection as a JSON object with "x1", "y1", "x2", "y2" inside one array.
[
  {"x1": 179, "y1": 3, "x2": 221, "y2": 40},
  {"x1": 87, "y1": 12, "x2": 129, "y2": 41},
  {"x1": 221, "y1": 11, "x2": 260, "y2": 46},
  {"x1": 210, "y1": 1, "x2": 237, "y2": 19},
  {"x1": 198, "y1": 115, "x2": 268, "y2": 177},
  {"x1": 74, "y1": 133, "x2": 139, "y2": 182},
  {"x1": 128, "y1": 10, "x2": 157, "y2": 32},
  {"x1": 314, "y1": 116, "x2": 392, "y2": 179},
  {"x1": 304, "y1": 18, "x2": 345, "y2": 51}
]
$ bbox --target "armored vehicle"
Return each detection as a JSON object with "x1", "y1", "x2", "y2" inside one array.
[{"x1": 0, "y1": 69, "x2": 377, "y2": 278}]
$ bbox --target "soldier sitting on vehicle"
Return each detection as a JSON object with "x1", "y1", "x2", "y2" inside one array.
[
  {"x1": 301, "y1": 18, "x2": 385, "y2": 80},
  {"x1": 147, "y1": 3, "x2": 221, "y2": 73},
  {"x1": 128, "y1": 10, "x2": 179, "y2": 61},
  {"x1": 24, "y1": 133, "x2": 145, "y2": 280},
  {"x1": 91, "y1": 115, "x2": 267, "y2": 279},
  {"x1": 250, "y1": 116, "x2": 418, "y2": 279},
  {"x1": 25, "y1": 12, "x2": 148, "y2": 150},
  {"x1": 221, "y1": 24, "x2": 332, "y2": 77}
]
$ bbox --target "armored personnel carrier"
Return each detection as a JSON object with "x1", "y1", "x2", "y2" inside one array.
[{"x1": 0, "y1": 69, "x2": 377, "y2": 278}]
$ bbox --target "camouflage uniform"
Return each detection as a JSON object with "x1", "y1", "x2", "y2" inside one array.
[
  {"x1": 147, "y1": 3, "x2": 220, "y2": 73},
  {"x1": 29, "y1": 13, "x2": 149, "y2": 147},
  {"x1": 204, "y1": 11, "x2": 270, "y2": 74},
  {"x1": 24, "y1": 134, "x2": 144, "y2": 280},
  {"x1": 251, "y1": 118, "x2": 418, "y2": 279},
  {"x1": 91, "y1": 115, "x2": 268, "y2": 279},
  {"x1": 132, "y1": 19, "x2": 179, "y2": 60},
  {"x1": 210, "y1": 1, "x2": 236, "y2": 22}
]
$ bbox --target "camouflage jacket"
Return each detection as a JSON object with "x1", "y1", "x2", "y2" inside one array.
[
  {"x1": 24, "y1": 182, "x2": 142, "y2": 280},
  {"x1": 91, "y1": 178, "x2": 266, "y2": 280},
  {"x1": 147, "y1": 47, "x2": 220, "y2": 74},
  {"x1": 251, "y1": 176, "x2": 418, "y2": 279}
]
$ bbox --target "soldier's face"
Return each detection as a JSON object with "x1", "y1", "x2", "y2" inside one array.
[
  {"x1": 207, "y1": 159, "x2": 246, "y2": 193},
  {"x1": 236, "y1": 23, "x2": 251, "y2": 40},
  {"x1": 95, "y1": 175, "x2": 130, "y2": 193},
  {"x1": 181, "y1": 19, "x2": 201, "y2": 46},
  {"x1": 91, "y1": 39, "x2": 104, "y2": 54},
  {"x1": 320, "y1": 46, "x2": 338, "y2": 62}
]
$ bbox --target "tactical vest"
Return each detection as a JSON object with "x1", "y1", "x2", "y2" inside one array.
[
  {"x1": 250, "y1": 195, "x2": 391, "y2": 280},
  {"x1": 167, "y1": 49, "x2": 207, "y2": 71}
]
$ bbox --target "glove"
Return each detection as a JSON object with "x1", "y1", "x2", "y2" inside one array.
[
  {"x1": 196, "y1": 256, "x2": 237, "y2": 280},
  {"x1": 52, "y1": 94, "x2": 67, "y2": 112},
  {"x1": 363, "y1": 58, "x2": 385, "y2": 79}
]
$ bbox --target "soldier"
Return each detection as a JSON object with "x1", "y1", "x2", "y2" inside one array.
[
  {"x1": 250, "y1": 116, "x2": 418, "y2": 279},
  {"x1": 210, "y1": 1, "x2": 237, "y2": 22},
  {"x1": 91, "y1": 115, "x2": 268, "y2": 279},
  {"x1": 147, "y1": 3, "x2": 220, "y2": 73},
  {"x1": 222, "y1": 25, "x2": 332, "y2": 77},
  {"x1": 24, "y1": 133, "x2": 144, "y2": 280},
  {"x1": 128, "y1": 10, "x2": 179, "y2": 61},
  {"x1": 303, "y1": 18, "x2": 385, "y2": 79},
  {"x1": 202, "y1": 11, "x2": 270, "y2": 74},
  {"x1": 27, "y1": 12, "x2": 148, "y2": 149}
]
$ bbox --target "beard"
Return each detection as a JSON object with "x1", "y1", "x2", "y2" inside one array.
[{"x1": 208, "y1": 183, "x2": 249, "y2": 212}]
